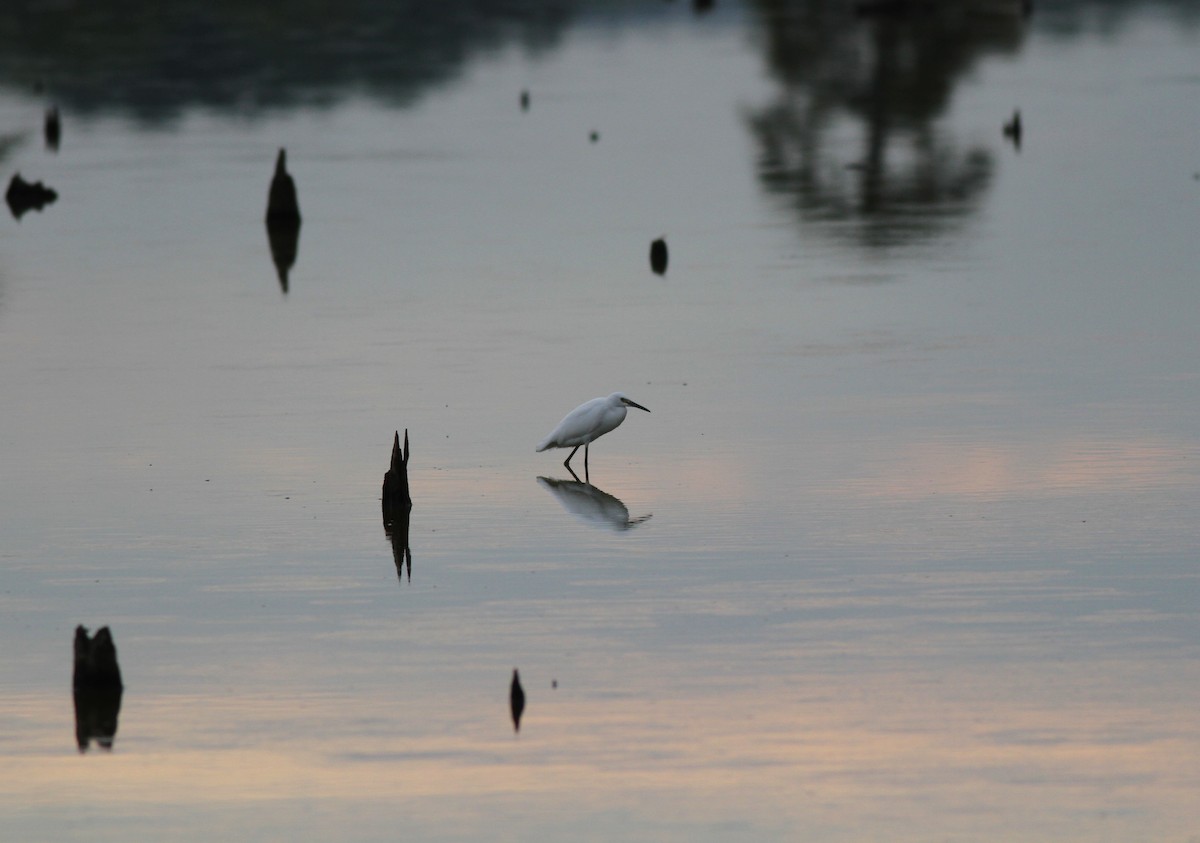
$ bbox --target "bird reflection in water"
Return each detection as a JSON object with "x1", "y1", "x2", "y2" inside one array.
[
  {"x1": 72, "y1": 625, "x2": 124, "y2": 752},
  {"x1": 537, "y1": 475, "x2": 652, "y2": 532}
]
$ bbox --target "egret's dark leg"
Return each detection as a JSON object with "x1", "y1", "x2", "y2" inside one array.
[
  {"x1": 584, "y1": 444, "x2": 589, "y2": 483},
  {"x1": 563, "y1": 444, "x2": 581, "y2": 471}
]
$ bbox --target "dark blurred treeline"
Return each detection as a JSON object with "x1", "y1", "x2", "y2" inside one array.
[
  {"x1": 0, "y1": 0, "x2": 577, "y2": 122},
  {"x1": 0, "y1": 0, "x2": 1193, "y2": 125}
]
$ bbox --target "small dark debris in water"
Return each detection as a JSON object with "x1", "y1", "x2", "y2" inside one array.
[
  {"x1": 520, "y1": 89, "x2": 530, "y2": 111},
  {"x1": 589, "y1": 130, "x2": 599, "y2": 143},
  {"x1": 650, "y1": 236, "x2": 668, "y2": 275},
  {"x1": 693, "y1": 0, "x2": 714, "y2": 13},
  {"x1": 551, "y1": 679, "x2": 558, "y2": 689},
  {"x1": 510, "y1": 669, "x2": 525, "y2": 733},
  {"x1": 44, "y1": 106, "x2": 61, "y2": 151},
  {"x1": 6, "y1": 173, "x2": 58, "y2": 219},
  {"x1": 1003, "y1": 109, "x2": 1022, "y2": 151}
]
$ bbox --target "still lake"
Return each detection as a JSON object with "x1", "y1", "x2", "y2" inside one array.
[{"x1": 2, "y1": 1, "x2": 1198, "y2": 840}]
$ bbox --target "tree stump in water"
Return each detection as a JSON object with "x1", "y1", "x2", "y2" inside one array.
[
  {"x1": 265, "y1": 148, "x2": 302, "y2": 292},
  {"x1": 382, "y1": 430, "x2": 412, "y2": 582},
  {"x1": 265, "y1": 148, "x2": 301, "y2": 224},
  {"x1": 72, "y1": 625, "x2": 124, "y2": 752},
  {"x1": 6, "y1": 173, "x2": 58, "y2": 219},
  {"x1": 381, "y1": 429, "x2": 411, "y2": 513}
]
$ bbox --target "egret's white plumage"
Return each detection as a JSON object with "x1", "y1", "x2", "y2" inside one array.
[{"x1": 537, "y1": 392, "x2": 650, "y2": 475}]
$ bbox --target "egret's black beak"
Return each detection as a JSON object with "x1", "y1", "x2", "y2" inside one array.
[{"x1": 622, "y1": 399, "x2": 650, "y2": 413}]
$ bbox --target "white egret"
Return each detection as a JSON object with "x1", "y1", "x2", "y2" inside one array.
[{"x1": 536, "y1": 392, "x2": 650, "y2": 476}]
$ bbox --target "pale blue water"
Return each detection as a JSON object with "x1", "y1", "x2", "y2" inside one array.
[{"x1": 1, "y1": 2, "x2": 1198, "y2": 841}]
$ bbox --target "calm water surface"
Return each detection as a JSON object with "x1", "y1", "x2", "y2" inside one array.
[{"x1": 1, "y1": 2, "x2": 1198, "y2": 840}]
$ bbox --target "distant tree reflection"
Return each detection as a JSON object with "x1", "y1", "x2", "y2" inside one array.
[{"x1": 746, "y1": 0, "x2": 1030, "y2": 248}]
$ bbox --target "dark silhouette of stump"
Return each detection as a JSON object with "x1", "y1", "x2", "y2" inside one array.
[
  {"x1": 6, "y1": 173, "x2": 58, "y2": 219},
  {"x1": 264, "y1": 148, "x2": 302, "y2": 293},
  {"x1": 520, "y1": 89, "x2": 530, "y2": 111},
  {"x1": 510, "y1": 669, "x2": 525, "y2": 733},
  {"x1": 73, "y1": 625, "x2": 123, "y2": 691},
  {"x1": 44, "y1": 106, "x2": 61, "y2": 151},
  {"x1": 1003, "y1": 110, "x2": 1022, "y2": 151},
  {"x1": 72, "y1": 626, "x2": 124, "y2": 752},
  {"x1": 382, "y1": 430, "x2": 412, "y2": 583},
  {"x1": 265, "y1": 148, "x2": 301, "y2": 224},
  {"x1": 382, "y1": 429, "x2": 411, "y2": 512},
  {"x1": 649, "y1": 237, "x2": 668, "y2": 275}
]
